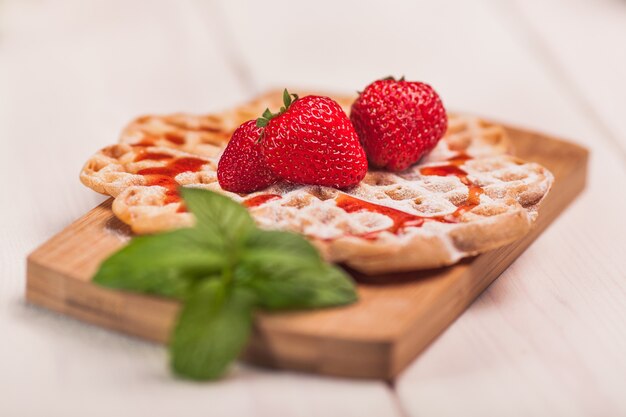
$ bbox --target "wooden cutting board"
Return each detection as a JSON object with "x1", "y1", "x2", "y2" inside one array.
[{"x1": 26, "y1": 123, "x2": 588, "y2": 380}]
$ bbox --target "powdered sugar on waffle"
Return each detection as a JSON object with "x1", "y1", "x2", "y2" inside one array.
[
  {"x1": 80, "y1": 92, "x2": 553, "y2": 273},
  {"x1": 234, "y1": 155, "x2": 550, "y2": 241}
]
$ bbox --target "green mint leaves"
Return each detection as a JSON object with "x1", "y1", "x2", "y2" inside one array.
[
  {"x1": 170, "y1": 281, "x2": 256, "y2": 380},
  {"x1": 93, "y1": 188, "x2": 357, "y2": 380},
  {"x1": 256, "y1": 88, "x2": 299, "y2": 128}
]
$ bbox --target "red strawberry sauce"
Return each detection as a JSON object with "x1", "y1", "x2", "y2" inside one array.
[
  {"x1": 132, "y1": 147, "x2": 482, "y2": 235},
  {"x1": 335, "y1": 194, "x2": 425, "y2": 234},
  {"x1": 242, "y1": 194, "x2": 282, "y2": 208},
  {"x1": 134, "y1": 151, "x2": 207, "y2": 212},
  {"x1": 335, "y1": 158, "x2": 484, "y2": 238}
]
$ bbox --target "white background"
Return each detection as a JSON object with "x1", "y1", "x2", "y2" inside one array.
[{"x1": 1, "y1": 1, "x2": 625, "y2": 416}]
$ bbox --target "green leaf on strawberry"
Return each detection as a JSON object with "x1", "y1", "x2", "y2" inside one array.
[
  {"x1": 255, "y1": 88, "x2": 299, "y2": 129},
  {"x1": 255, "y1": 90, "x2": 368, "y2": 188}
]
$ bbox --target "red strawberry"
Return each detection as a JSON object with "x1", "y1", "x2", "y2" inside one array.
[
  {"x1": 350, "y1": 77, "x2": 447, "y2": 171},
  {"x1": 257, "y1": 90, "x2": 367, "y2": 188},
  {"x1": 218, "y1": 120, "x2": 279, "y2": 193}
]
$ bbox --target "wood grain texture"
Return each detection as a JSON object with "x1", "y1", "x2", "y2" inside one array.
[
  {"x1": 26, "y1": 123, "x2": 588, "y2": 380},
  {"x1": 508, "y1": 0, "x2": 626, "y2": 158},
  {"x1": 4, "y1": 1, "x2": 623, "y2": 415}
]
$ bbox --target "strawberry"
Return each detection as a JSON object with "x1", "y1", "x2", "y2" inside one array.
[
  {"x1": 350, "y1": 77, "x2": 448, "y2": 171},
  {"x1": 217, "y1": 120, "x2": 279, "y2": 193},
  {"x1": 257, "y1": 89, "x2": 367, "y2": 188}
]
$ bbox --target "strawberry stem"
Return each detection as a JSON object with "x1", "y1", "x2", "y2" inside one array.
[
  {"x1": 256, "y1": 88, "x2": 298, "y2": 129},
  {"x1": 382, "y1": 75, "x2": 405, "y2": 82}
]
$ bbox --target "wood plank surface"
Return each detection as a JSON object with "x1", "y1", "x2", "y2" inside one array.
[
  {"x1": 391, "y1": 3, "x2": 626, "y2": 414},
  {"x1": 1, "y1": 1, "x2": 403, "y2": 416},
  {"x1": 26, "y1": 122, "x2": 588, "y2": 379},
  {"x1": 3, "y1": 0, "x2": 624, "y2": 416},
  {"x1": 509, "y1": 0, "x2": 626, "y2": 157}
]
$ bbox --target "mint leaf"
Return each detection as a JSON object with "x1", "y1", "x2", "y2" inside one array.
[
  {"x1": 180, "y1": 187, "x2": 255, "y2": 251},
  {"x1": 240, "y1": 229, "x2": 357, "y2": 309},
  {"x1": 243, "y1": 229, "x2": 321, "y2": 263},
  {"x1": 94, "y1": 229, "x2": 225, "y2": 299},
  {"x1": 93, "y1": 188, "x2": 359, "y2": 380},
  {"x1": 170, "y1": 280, "x2": 256, "y2": 380},
  {"x1": 240, "y1": 260, "x2": 357, "y2": 310}
]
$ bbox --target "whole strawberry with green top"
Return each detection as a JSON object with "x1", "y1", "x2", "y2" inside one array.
[
  {"x1": 257, "y1": 90, "x2": 368, "y2": 189},
  {"x1": 350, "y1": 77, "x2": 448, "y2": 171},
  {"x1": 217, "y1": 120, "x2": 278, "y2": 193}
]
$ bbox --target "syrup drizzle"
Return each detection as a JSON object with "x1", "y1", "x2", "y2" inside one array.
[
  {"x1": 133, "y1": 138, "x2": 157, "y2": 147},
  {"x1": 129, "y1": 144, "x2": 481, "y2": 233},
  {"x1": 335, "y1": 156, "x2": 484, "y2": 238},
  {"x1": 243, "y1": 194, "x2": 282, "y2": 208},
  {"x1": 447, "y1": 151, "x2": 472, "y2": 163},
  {"x1": 134, "y1": 151, "x2": 172, "y2": 162},
  {"x1": 164, "y1": 132, "x2": 186, "y2": 145},
  {"x1": 131, "y1": 130, "x2": 186, "y2": 148},
  {"x1": 335, "y1": 194, "x2": 424, "y2": 235},
  {"x1": 135, "y1": 153, "x2": 207, "y2": 211},
  {"x1": 420, "y1": 165, "x2": 470, "y2": 185}
]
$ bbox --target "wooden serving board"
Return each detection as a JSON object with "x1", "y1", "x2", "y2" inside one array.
[{"x1": 26, "y1": 123, "x2": 588, "y2": 380}]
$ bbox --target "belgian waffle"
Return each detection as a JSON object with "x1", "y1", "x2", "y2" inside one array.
[{"x1": 80, "y1": 91, "x2": 553, "y2": 274}]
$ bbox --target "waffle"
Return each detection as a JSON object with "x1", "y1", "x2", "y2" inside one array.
[{"x1": 80, "y1": 91, "x2": 553, "y2": 274}]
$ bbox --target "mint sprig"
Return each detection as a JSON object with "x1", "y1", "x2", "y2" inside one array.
[
  {"x1": 170, "y1": 280, "x2": 256, "y2": 380},
  {"x1": 93, "y1": 188, "x2": 357, "y2": 380}
]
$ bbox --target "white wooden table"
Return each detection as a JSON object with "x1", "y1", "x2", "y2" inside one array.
[{"x1": 1, "y1": 0, "x2": 625, "y2": 416}]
